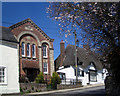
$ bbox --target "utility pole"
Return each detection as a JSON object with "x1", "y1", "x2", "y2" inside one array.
[{"x1": 73, "y1": 31, "x2": 78, "y2": 83}]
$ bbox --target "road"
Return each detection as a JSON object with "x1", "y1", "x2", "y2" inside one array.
[
  {"x1": 28, "y1": 86, "x2": 105, "y2": 96},
  {"x1": 2, "y1": 86, "x2": 105, "y2": 96}
]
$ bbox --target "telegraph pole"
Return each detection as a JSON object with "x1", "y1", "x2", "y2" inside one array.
[{"x1": 73, "y1": 31, "x2": 78, "y2": 83}]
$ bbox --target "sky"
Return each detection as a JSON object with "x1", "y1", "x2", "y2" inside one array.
[{"x1": 2, "y1": 2, "x2": 75, "y2": 60}]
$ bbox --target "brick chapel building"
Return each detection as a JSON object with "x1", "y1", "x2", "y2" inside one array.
[{"x1": 9, "y1": 18, "x2": 54, "y2": 82}]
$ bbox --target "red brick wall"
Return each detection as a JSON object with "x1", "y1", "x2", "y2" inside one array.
[{"x1": 11, "y1": 21, "x2": 53, "y2": 80}]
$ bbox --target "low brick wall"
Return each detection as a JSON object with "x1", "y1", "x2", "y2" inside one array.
[
  {"x1": 57, "y1": 83, "x2": 82, "y2": 90},
  {"x1": 20, "y1": 83, "x2": 82, "y2": 93},
  {"x1": 20, "y1": 83, "x2": 47, "y2": 93}
]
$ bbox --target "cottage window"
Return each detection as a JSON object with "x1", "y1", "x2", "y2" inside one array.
[
  {"x1": 27, "y1": 43, "x2": 30, "y2": 57},
  {"x1": 80, "y1": 70, "x2": 84, "y2": 77},
  {"x1": 32, "y1": 44, "x2": 36, "y2": 58},
  {"x1": 75, "y1": 68, "x2": 81, "y2": 76},
  {"x1": 77, "y1": 68, "x2": 80, "y2": 76},
  {"x1": 0, "y1": 67, "x2": 6, "y2": 84},
  {"x1": 22, "y1": 42, "x2": 25, "y2": 56},
  {"x1": 89, "y1": 70, "x2": 97, "y2": 82},
  {"x1": 43, "y1": 62, "x2": 48, "y2": 74},
  {"x1": 102, "y1": 73, "x2": 104, "y2": 80},
  {"x1": 43, "y1": 44, "x2": 47, "y2": 58}
]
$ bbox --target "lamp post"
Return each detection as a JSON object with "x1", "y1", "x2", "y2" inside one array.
[{"x1": 73, "y1": 31, "x2": 79, "y2": 84}]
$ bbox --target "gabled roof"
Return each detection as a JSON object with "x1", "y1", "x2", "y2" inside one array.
[
  {"x1": 0, "y1": 27, "x2": 18, "y2": 43},
  {"x1": 9, "y1": 18, "x2": 54, "y2": 41},
  {"x1": 55, "y1": 45, "x2": 103, "y2": 70}
]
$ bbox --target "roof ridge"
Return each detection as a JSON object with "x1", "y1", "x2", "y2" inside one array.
[{"x1": 9, "y1": 18, "x2": 54, "y2": 41}]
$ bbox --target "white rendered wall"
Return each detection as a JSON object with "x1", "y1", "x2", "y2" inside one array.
[
  {"x1": 57, "y1": 66, "x2": 76, "y2": 80},
  {"x1": 0, "y1": 42, "x2": 20, "y2": 94},
  {"x1": 57, "y1": 65, "x2": 106, "y2": 85}
]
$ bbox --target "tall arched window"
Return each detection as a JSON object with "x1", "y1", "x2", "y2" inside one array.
[
  {"x1": 27, "y1": 43, "x2": 30, "y2": 57},
  {"x1": 43, "y1": 44, "x2": 47, "y2": 58},
  {"x1": 22, "y1": 42, "x2": 25, "y2": 56},
  {"x1": 32, "y1": 44, "x2": 36, "y2": 58}
]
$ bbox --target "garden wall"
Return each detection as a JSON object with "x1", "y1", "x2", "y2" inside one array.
[
  {"x1": 57, "y1": 83, "x2": 82, "y2": 89},
  {"x1": 20, "y1": 83, "x2": 82, "y2": 93},
  {"x1": 20, "y1": 83, "x2": 47, "y2": 93}
]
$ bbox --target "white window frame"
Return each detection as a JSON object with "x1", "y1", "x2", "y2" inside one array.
[
  {"x1": 43, "y1": 62, "x2": 48, "y2": 74},
  {"x1": 80, "y1": 70, "x2": 84, "y2": 77},
  {"x1": 32, "y1": 44, "x2": 36, "y2": 58},
  {"x1": 27, "y1": 43, "x2": 30, "y2": 57},
  {"x1": 43, "y1": 44, "x2": 47, "y2": 58},
  {"x1": 22, "y1": 42, "x2": 25, "y2": 57},
  {"x1": 0, "y1": 66, "x2": 7, "y2": 84},
  {"x1": 89, "y1": 70, "x2": 97, "y2": 82},
  {"x1": 102, "y1": 73, "x2": 104, "y2": 80}
]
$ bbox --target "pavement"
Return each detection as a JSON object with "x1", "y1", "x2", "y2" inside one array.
[
  {"x1": 26, "y1": 83, "x2": 104, "y2": 96},
  {"x1": 1, "y1": 83, "x2": 105, "y2": 96}
]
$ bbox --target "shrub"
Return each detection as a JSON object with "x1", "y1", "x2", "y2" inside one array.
[
  {"x1": 51, "y1": 72, "x2": 61, "y2": 89},
  {"x1": 35, "y1": 72, "x2": 44, "y2": 83}
]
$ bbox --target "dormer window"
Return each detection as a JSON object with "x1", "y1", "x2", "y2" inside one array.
[
  {"x1": 32, "y1": 44, "x2": 36, "y2": 58},
  {"x1": 27, "y1": 43, "x2": 30, "y2": 57},
  {"x1": 43, "y1": 44, "x2": 47, "y2": 58},
  {"x1": 22, "y1": 42, "x2": 25, "y2": 57}
]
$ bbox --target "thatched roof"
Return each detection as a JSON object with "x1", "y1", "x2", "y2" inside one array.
[{"x1": 55, "y1": 45, "x2": 103, "y2": 71}]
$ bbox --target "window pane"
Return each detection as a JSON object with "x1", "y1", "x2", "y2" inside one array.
[
  {"x1": 43, "y1": 62, "x2": 47, "y2": 73},
  {"x1": 0, "y1": 67, "x2": 5, "y2": 83},
  {"x1": 77, "y1": 68, "x2": 80, "y2": 76},
  {"x1": 22, "y1": 42, "x2": 25, "y2": 55},
  {"x1": 43, "y1": 44, "x2": 47, "y2": 57},
  {"x1": 90, "y1": 71, "x2": 97, "y2": 82},
  {"x1": 27, "y1": 43, "x2": 30, "y2": 56},
  {"x1": 32, "y1": 44, "x2": 35, "y2": 57}
]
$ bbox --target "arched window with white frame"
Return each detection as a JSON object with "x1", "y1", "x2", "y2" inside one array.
[
  {"x1": 27, "y1": 43, "x2": 30, "y2": 57},
  {"x1": 22, "y1": 42, "x2": 25, "y2": 57},
  {"x1": 32, "y1": 44, "x2": 36, "y2": 58},
  {"x1": 42, "y1": 44, "x2": 47, "y2": 58}
]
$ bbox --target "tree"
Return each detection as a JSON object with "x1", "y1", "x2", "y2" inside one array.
[
  {"x1": 35, "y1": 72, "x2": 44, "y2": 83},
  {"x1": 48, "y1": 2, "x2": 120, "y2": 95},
  {"x1": 51, "y1": 72, "x2": 61, "y2": 89}
]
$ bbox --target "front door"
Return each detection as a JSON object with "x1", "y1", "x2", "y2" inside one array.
[{"x1": 25, "y1": 68, "x2": 39, "y2": 82}]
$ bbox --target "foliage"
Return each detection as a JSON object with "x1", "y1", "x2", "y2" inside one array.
[
  {"x1": 35, "y1": 72, "x2": 44, "y2": 83},
  {"x1": 47, "y1": 2, "x2": 120, "y2": 73},
  {"x1": 51, "y1": 72, "x2": 61, "y2": 89},
  {"x1": 19, "y1": 76, "x2": 29, "y2": 83}
]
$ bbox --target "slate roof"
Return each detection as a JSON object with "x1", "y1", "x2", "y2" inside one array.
[
  {"x1": 55, "y1": 45, "x2": 103, "y2": 70},
  {"x1": 0, "y1": 27, "x2": 18, "y2": 43}
]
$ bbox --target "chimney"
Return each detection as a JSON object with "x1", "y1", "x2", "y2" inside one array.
[
  {"x1": 60, "y1": 40, "x2": 65, "y2": 66},
  {"x1": 60, "y1": 40, "x2": 65, "y2": 55}
]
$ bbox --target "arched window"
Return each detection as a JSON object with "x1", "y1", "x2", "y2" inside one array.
[
  {"x1": 22, "y1": 42, "x2": 25, "y2": 56},
  {"x1": 27, "y1": 43, "x2": 30, "y2": 57},
  {"x1": 32, "y1": 44, "x2": 36, "y2": 58},
  {"x1": 42, "y1": 44, "x2": 47, "y2": 58}
]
